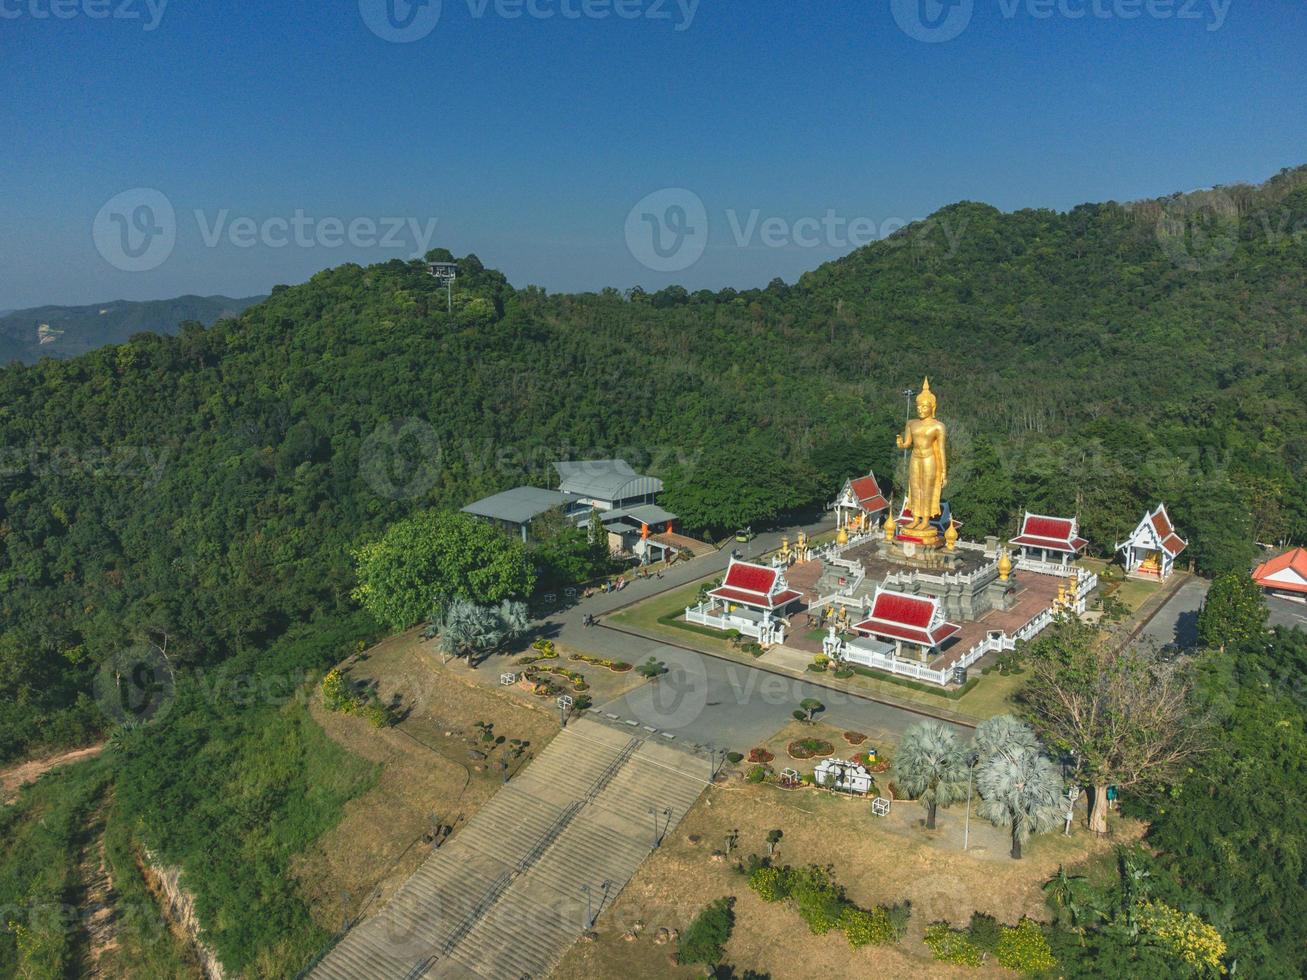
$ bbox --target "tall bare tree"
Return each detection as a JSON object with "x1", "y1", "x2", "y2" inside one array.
[{"x1": 1021, "y1": 619, "x2": 1208, "y2": 835}]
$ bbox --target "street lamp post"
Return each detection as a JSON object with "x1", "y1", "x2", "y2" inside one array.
[
  {"x1": 963, "y1": 749, "x2": 979, "y2": 851},
  {"x1": 900, "y1": 386, "x2": 916, "y2": 491}
]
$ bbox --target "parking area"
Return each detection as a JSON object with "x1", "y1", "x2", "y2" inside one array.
[
  {"x1": 587, "y1": 639, "x2": 970, "y2": 754},
  {"x1": 1268, "y1": 594, "x2": 1307, "y2": 631},
  {"x1": 1135, "y1": 575, "x2": 1208, "y2": 649}
]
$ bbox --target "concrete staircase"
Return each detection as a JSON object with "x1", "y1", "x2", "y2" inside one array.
[
  {"x1": 814, "y1": 558, "x2": 877, "y2": 602},
  {"x1": 310, "y1": 719, "x2": 706, "y2": 980}
]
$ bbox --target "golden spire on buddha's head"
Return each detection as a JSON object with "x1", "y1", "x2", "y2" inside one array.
[{"x1": 917, "y1": 377, "x2": 936, "y2": 417}]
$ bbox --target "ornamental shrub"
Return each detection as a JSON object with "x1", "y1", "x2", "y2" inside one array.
[
  {"x1": 995, "y1": 918, "x2": 1056, "y2": 973},
  {"x1": 924, "y1": 923, "x2": 984, "y2": 966},
  {"x1": 1135, "y1": 900, "x2": 1227, "y2": 974},
  {"x1": 746, "y1": 765, "x2": 769, "y2": 784},
  {"x1": 748, "y1": 865, "x2": 791, "y2": 903},
  {"x1": 676, "y1": 896, "x2": 735, "y2": 968},
  {"x1": 967, "y1": 911, "x2": 1002, "y2": 952},
  {"x1": 321, "y1": 669, "x2": 354, "y2": 712},
  {"x1": 840, "y1": 905, "x2": 903, "y2": 948},
  {"x1": 790, "y1": 867, "x2": 845, "y2": 935}
]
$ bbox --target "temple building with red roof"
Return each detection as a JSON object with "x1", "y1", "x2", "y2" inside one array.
[
  {"x1": 686, "y1": 558, "x2": 804, "y2": 645},
  {"x1": 849, "y1": 589, "x2": 960, "y2": 662},
  {"x1": 833, "y1": 471, "x2": 889, "y2": 537},
  {"x1": 1010, "y1": 511, "x2": 1088, "y2": 571},
  {"x1": 1115, "y1": 503, "x2": 1187, "y2": 580},
  {"x1": 1252, "y1": 547, "x2": 1307, "y2": 603}
]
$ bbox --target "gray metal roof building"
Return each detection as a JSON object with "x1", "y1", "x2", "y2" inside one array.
[
  {"x1": 461, "y1": 486, "x2": 580, "y2": 540},
  {"x1": 552, "y1": 459, "x2": 663, "y2": 506},
  {"x1": 599, "y1": 503, "x2": 678, "y2": 533}
]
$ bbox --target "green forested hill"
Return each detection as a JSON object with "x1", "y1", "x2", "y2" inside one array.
[
  {"x1": 0, "y1": 294, "x2": 262, "y2": 363},
  {"x1": 2, "y1": 169, "x2": 1307, "y2": 760}
]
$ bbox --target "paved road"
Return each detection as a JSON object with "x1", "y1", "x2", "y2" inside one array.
[
  {"x1": 1268, "y1": 595, "x2": 1307, "y2": 632},
  {"x1": 555, "y1": 517, "x2": 833, "y2": 622},
  {"x1": 537, "y1": 516, "x2": 967, "y2": 748},
  {"x1": 1136, "y1": 576, "x2": 1208, "y2": 648},
  {"x1": 1131, "y1": 578, "x2": 1307, "y2": 648},
  {"x1": 585, "y1": 632, "x2": 968, "y2": 753}
]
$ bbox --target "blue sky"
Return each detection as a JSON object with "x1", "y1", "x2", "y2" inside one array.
[{"x1": 1, "y1": 0, "x2": 1304, "y2": 308}]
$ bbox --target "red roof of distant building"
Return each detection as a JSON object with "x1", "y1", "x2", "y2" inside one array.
[
  {"x1": 853, "y1": 590, "x2": 959, "y2": 648},
  {"x1": 1010, "y1": 512, "x2": 1088, "y2": 553},
  {"x1": 707, "y1": 560, "x2": 803, "y2": 610},
  {"x1": 846, "y1": 473, "x2": 888, "y2": 513},
  {"x1": 1252, "y1": 547, "x2": 1307, "y2": 595}
]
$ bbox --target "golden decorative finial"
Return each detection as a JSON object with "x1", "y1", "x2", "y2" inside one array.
[
  {"x1": 944, "y1": 519, "x2": 958, "y2": 551},
  {"x1": 998, "y1": 547, "x2": 1012, "y2": 582},
  {"x1": 836, "y1": 524, "x2": 849, "y2": 546},
  {"x1": 918, "y1": 376, "x2": 936, "y2": 414},
  {"x1": 884, "y1": 509, "x2": 896, "y2": 542}
]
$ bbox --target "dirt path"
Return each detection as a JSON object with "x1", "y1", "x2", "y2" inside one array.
[
  {"x1": 0, "y1": 743, "x2": 106, "y2": 803},
  {"x1": 72, "y1": 795, "x2": 122, "y2": 977}
]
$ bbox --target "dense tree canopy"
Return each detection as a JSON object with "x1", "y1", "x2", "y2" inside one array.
[
  {"x1": 1, "y1": 169, "x2": 1306, "y2": 764},
  {"x1": 352, "y1": 510, "x2": 535, "y2": 630}
]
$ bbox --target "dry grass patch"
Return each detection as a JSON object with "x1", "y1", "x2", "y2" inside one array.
[
  {"x1": 553, "y1": 778, "x2": 1142, "y2": 980},
  {"x1": 293, "y1": 629, "x2": 559, "y2": 933}
]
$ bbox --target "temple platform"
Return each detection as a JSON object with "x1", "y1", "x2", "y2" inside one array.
[{"x1": 788, "y1": 571, "x2": 1062, "y2": 674}]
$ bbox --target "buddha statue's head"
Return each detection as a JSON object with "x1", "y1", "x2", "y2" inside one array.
[{"x1": 916, "y1": 377, "x2": 936, "y2": 419}]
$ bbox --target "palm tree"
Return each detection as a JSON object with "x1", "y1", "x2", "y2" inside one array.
[
  {"x1": 977, "y1": 746, "x2": 1064, "y2": 859},
  {"x1": 891, "y1": 721, "x2": 969, "y2": 830},
  {"x1": 972, "y1": 713, "x2": 1040, "y2": 762},
  {"x1": 435, "y1": 597, "x2": 528, "y2": 664}
]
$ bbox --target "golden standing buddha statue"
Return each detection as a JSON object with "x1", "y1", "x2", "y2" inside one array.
[{"x1": 895, "y1": 377, "x2": 948, "y2": 543}]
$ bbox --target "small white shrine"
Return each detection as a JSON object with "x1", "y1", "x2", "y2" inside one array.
[
  {"x1": 1115, "y1": 503, "x2": 1187, "y2": 580},
  {"x1": 684, "y1": 558, "x2": 804, "y2": 646}
]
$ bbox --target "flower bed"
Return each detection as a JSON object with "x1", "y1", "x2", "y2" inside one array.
[
  {"x1": 517, "y1": 640, "x2": 559, "y2": 666},
  {"x1": 568, "y1": 654, "x2": 633, "y2": 672},
  {"x1": 747, "y1": 748, "x2": 775, "y2": 764},
  {"x1": 787, "y1": 738, "x2": 835, "y2": 760},
  {"x1": 521, "y1": 665, "x2": 589, "y2": 692},
  {"x1": 842, "y1": 731, "x2": 868, "y2": 745}
]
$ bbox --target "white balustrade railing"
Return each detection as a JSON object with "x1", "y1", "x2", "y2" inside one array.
[
  {"x1": 685, "y1": 603, "x2": 784, "y2": 646},
  {"x1": 1015, "y1": 556, "x2": 1078, "y2": 576}
]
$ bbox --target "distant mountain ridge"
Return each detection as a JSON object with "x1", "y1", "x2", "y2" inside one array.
[{"x1": 0, "y1": 294, "x2": 264, "y2": 363}]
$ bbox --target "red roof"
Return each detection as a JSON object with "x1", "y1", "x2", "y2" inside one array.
[
  {"x1": 1117, "y1": 504, "x2": 1187, "y2": 558},
  {"x1": 846, "y1": 473, "x2": 888, "y2": 513},
  {"x1": 723, "y1": 561, "x2": 777, "y2": 595},
  {"x1": 1010, "y1": 513, "x2": 1088, "y2": 553},
  {"x1": 853, "y1": 590, "x2": 959, "y2": 648},
  {"x1": 707, "y1": 560, "x2": 802, "y2": 610},
  {"x1": 709, "y1": 586, "x2": 804, "y2": 608},
  {"x1": 1252, "y1": 547, "x2": 1307, "y2": 594},
  {"x1": 1149, "y1": 505, "x2": 1187, "y2": 556}
]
